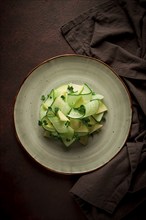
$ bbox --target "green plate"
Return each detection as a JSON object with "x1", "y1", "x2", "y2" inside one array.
[{"x1": 14, "y1": 55, "x2": 132, "y2": 174}]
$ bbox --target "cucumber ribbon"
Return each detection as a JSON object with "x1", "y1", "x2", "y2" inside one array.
[{"x1": 39, "y1": 83, "x2": 108, "y2": 147}]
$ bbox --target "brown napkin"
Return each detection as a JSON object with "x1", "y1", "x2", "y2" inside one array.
[{"x1": 61, "y1": 0, "x2": 146, "y2": 219}]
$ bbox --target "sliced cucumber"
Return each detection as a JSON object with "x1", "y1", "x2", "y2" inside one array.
[
  {"x1": 54, "y1": 84, "x2": 68, "y2": 98},
  {"x1": 40, "y1": 89, "x2": 55, "y2": 119},
  {"x1": 96, "y1": 101, "x2": 108, "y2": 114},
  {"x1": 51, "y1": 96, "x2": 71, "y2": 116},
  {"x1": 83, "y1": 99, "x2": 99, "y2": 118},
  {"x1": 81, "y1": 83, "x2": 92, "y2": 94},
  {"x1": 57, "y1": 109, "x2": 69, "y2": 121},
  {"x1": 67, "y1": 83, "x2": 84, "y2": 94},
  {"x1": 68, "y1": 108, "x2": 84, "y2": 118},
  {"x1": 93, "y1": 112, "x2": 104, "y2": 122},
  {"x1": 48, "y1": 116, "x2": 73, "y2": 134},
  {"x1": 39, "y1": 83, "x2": 108, "y2": 147},
  {"x1": 92, "y1": 93, "x2": 104, "y2": 100},
  {"x1": 43, "y1": 89, "x2": 55, "y2": 109},
  {"x1": 67, "y1": 94, "x2": 81, "y2": 107},
  {"x1": 41, "y1": 116, "x2": 55, "y2": 132}
]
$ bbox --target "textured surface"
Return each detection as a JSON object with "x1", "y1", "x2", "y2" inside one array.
[
  {"x1": 0, "y1": 1, "x2": 98, "y2": 219},
  {"x1": 14, "y1": 55, "x2": 132, "y2": 174},
  {"x1": 1, "y1": 1, "x2": 146, "y2": 220},
  {"x1": 61, "y1": 0, "x2": 146, "y2": 219}
]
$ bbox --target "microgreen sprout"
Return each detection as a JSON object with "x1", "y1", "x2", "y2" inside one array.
[{"x1": 41, "y1": 95, "x2": 46, "y2": 101}]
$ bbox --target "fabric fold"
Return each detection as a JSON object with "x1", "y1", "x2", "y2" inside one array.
[
  {"x1": 61, "y1": 0, "x2": 146, "y2": 219},
  {"x1": 70, "y1": 141, "x2": 144, "y2": 214},
  {"x1": 61, "y1": 0, "x2": 146, "y2": 80}
]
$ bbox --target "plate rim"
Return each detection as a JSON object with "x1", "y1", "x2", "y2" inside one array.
[{"x1": 13, "y1": 54, "x2": 133, "y2": 175}]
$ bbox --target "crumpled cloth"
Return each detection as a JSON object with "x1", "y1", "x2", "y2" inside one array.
[{"x1": 61, "y1": 0, "x2": 146, "y2": 219}]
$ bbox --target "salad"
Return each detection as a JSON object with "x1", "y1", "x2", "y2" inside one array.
[{"x1": 38, "y1": 83, "x2": 108, "y2": 147}]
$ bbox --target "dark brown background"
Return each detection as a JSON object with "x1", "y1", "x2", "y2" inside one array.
[{"x1": 0, "y1": 1, "x2": 98, "y2": 219}]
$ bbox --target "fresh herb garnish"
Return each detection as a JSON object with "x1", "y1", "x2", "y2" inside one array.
[
  {"x1": 41, "y1": 95, "x2": 46, "y2": 101},
  {"x1": 67, "y1": 85, "x2": 74, "y2": 93},
  {"x1": 82, "y1": 117, "x2": 90, "y2": 125},
  {"x1": 38, "y1": 120, "x2": 42, "y2": 126},
  {"x1": 39, "y1": 83, "x2": 108, "y2": 147},
  {"x1": 61, "y1": 95, "x2": 65, "y2": 100},
  {"x1": 65, "y1": 121, "x2": 70, "y2": 127},
  {"x1": 75, "y1": 105, "x2": 85, "y2": 114},
  {"x1": 43, "y1": 120, "x2": 48, "y2": 125},
  {"x1": 54, "y1": 107, "x2": 59, "y2": 114},
  {"x1": 74, "y1": 133, "x2": 80, "y2": 140},
  {"x1": 48, "y1": 106, "x2": 52, "y2": 111},
  {"x1": 47, "y1": 107, "x2": 55, "y2": 117}
]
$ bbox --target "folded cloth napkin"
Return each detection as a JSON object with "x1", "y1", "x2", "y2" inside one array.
[{"x1": 61, "y1": 0, "x2": 146, "y2": 219}]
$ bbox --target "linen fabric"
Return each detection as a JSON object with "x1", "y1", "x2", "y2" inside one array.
[{"x1": 61, "y1": 0, "x2": 146, "y2": 219}]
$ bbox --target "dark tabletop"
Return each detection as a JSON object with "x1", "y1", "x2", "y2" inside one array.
[{"x1": 0, "y1": 1, "x2": 98, "y2": 219}]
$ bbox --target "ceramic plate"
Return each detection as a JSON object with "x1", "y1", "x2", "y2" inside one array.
[{"x1": 14, "y1": 55, "x2": 132, "y2": 174}]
